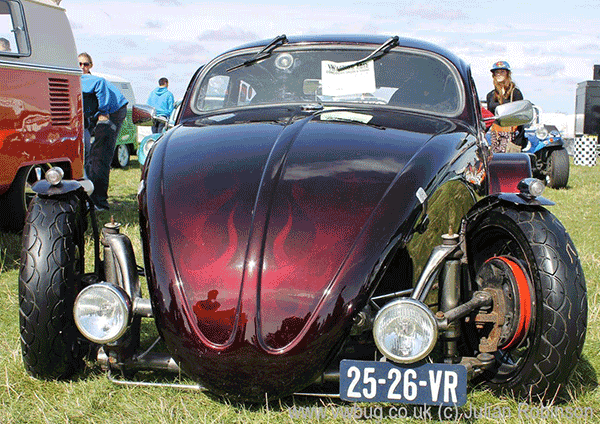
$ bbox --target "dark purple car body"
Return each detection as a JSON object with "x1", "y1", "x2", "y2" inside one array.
[{"x1": 21, "y1": 35, "x2": 586, "y2": 405}]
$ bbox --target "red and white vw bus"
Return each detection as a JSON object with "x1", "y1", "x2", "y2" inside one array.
[{"x1": 0, "y1": 0, "x2": 83, "y2": 231}]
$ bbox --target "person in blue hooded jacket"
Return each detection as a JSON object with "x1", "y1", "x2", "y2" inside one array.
[
  {"x1": 79, "y1": 52, "x2": 128, "y2": 211},
  {"x1": 147, "y1": 77, "x2": 174, "y2": 133}
]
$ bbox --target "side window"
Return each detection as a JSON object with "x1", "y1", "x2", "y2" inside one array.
[
  {"x1": 0, "y1": 0, "x2": 30, "y2": 56},
  {"x1": 237, "y1": 80, "x2": 256, "y2": 106},
  {"x1": 202, "y1": 75, "x2": 230, "y2": 110}
]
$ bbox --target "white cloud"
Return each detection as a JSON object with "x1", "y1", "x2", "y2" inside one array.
[
  {"x1": 523, "y1": 62, "x2": 566, "y2": 78},
  {"x1": 168, "y1": 43, "x2": 206, "y2": 56},
  {"x1": 198, "y1": 25, "x2": 258, "y2": 42},
  {"x1": 154, "y1": 0, "x2": 182, "y2": 5},
  {"x1": 145, "y1": 21, "x2": 162, "y2": 29},
  {"x1": 65, "y1": 0, "x2": 600, "y2": 113},
  {"x1": 102, "y1": 55, "x2": 164, "y2": 71},
  {"x1": 404, "y1": 5, "x2": 467, "y2": 20}
]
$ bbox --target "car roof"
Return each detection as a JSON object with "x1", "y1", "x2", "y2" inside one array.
[
  {"x1": 92, "y1": 72, "x2": 137, "y2": 104},
  {"x1": 26, "y1": 0, "x2": 64, "y2": 8}
]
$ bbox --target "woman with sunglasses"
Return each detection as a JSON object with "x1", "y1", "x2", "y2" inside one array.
[
  {"x1": 78, "y1": 52, "x2": 128, "y2": 211},
  {"x1": 486, "y1": 61, "x2": 526, "y2": 153}
]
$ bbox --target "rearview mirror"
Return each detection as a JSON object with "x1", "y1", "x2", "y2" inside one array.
[
  {"x1": 494, "y1": 100, "x2": 534, "y2": 127},
  {"x1": 303, "y1": 79, "x2": 321, "y2": 95}
]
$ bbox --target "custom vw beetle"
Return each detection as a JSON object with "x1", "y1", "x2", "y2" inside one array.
[{"x1": 19, "y1": 35, "x2": 587, "y2": 406}]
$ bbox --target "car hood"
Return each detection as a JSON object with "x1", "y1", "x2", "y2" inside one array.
[{"x1": 141, "y1": 105, "x2": 464, "y2": 399}]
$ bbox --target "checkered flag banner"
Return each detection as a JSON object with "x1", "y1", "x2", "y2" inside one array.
[{"x1": 574, "y1": 135, "x2": 597, "y2": 166}]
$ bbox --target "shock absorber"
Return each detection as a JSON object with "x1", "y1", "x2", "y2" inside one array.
[
  {"x1": 102, "y1": 218, "x2": 121, "y2": 285},
  {"x1": 100, "y1": 218, "x2": 143, "y2": 357},
  {"x1": 438, "y1": 229, "x2": 462, "y2": 363}
]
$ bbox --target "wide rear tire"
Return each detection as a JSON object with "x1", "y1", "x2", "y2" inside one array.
[
  {"x1": 19, "y1": 193, "x2": 88, "y2": 379},
  {"x1": 467, "y1": 205, "x2": 587, "y2": 400}
]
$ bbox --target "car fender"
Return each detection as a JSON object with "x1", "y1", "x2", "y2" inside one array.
[
  {"x1": 525, "y1": 140, "x2": 564, "y2": 155},
  {"x1": 31, "y1": 178, "x2": 93, "y2": 197},
  {"x1": 466, "y1": 195, "x2": 554, "y2": 233},
  {"x1": 494, "y1": 193, "x2": 554, "y2": 206},
  {"x1": 487, "y1": 152, "x2": 531, "y2": 194}
]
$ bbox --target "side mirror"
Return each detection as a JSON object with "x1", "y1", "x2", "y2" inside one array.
[
  {"x1": 132, "y1": 104, "x2": 165, "y2": 126},
  {"x1": 494, "y1": 99, "x2": 534, "y2": 127}
]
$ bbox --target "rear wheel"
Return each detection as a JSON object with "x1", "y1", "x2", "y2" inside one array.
[
  {"x1": 467, "y1": 205, "x2": 587, "y2": 400},
  {"x1": 0, "y1": 164, "x2": 48, "y2": 232},
  {"x1": 546, "y1": 148, "x2": 569, "y2": 188},
  {"x1": 19, "y1": 192, "x2": 88, "y2": 379}
]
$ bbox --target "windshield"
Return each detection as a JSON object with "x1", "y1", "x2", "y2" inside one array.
[{"x1": 192, "y1": 46, "x2": 464, "y2": 116}]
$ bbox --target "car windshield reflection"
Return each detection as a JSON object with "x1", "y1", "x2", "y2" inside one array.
[{"x1": 193, "y1": 47, "x2": 463, "y2": 117}]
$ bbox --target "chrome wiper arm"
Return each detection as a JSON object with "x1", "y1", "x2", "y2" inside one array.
[
  {"x1": 337, "y1": 35, "x2": 399, "y2": 71},
  {"x1": 227, "y1": 34, "x2": 288, "y2": 72}
]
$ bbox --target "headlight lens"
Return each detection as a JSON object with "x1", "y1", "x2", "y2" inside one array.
[
  {"x1": 518, "y1": 177, "x2": 545, "y2": 198},
  {"x1": 74, "y1": 283, "x2": 131, "y2": 344},
  {"x1": 143, "y1": 139, "x2": 156, "y2": 157},
  {"x1": 535, "y1": 127, "x2": 548, "y2": 140},
  {"x1": 45, "y1": 166, "x2": 64, "y2": 185},
  {"x1": 373, "y1": 298, "x2": 438, "y2": 364}
]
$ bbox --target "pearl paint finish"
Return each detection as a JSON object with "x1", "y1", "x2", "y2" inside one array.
[{"x1": 139, "y1": 106, "x2": 486, "y2": 400}]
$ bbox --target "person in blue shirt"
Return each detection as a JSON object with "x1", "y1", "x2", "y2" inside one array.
[
  {"x1": 147, "y1": 77, "x2": 174, "y2": 133},
  {"x1": 79, "y1": 52, "x2": 128, "y2": 211}
]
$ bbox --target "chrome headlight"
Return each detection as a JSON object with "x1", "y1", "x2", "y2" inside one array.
[
  {"x1": 373, "y1": 298, "x2": 438, "y2": 364},
  {"x1": 74, "y1": 283, "x2": 131, "y2": 344},
  {"x1": 45, "y1": 167, "x2": 64, "y2": 186},
  {"x1": 143, "y1": 138, "x2": 157, "y2": 157},
  {"x1": 517, "y1": 177, "x2": 545, "y2": 198},
  {"x1": 535, "y1": 126, "x2": 548, "y2": 140}
]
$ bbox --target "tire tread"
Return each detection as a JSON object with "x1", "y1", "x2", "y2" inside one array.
[
  {"x1": 498, "y1": 206, "x2": 587, "y2": 398},
  {"x1": 19, "y1": 195, "x2": 86, "y2": 379}
]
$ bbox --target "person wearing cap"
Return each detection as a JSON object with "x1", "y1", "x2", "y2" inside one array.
[{"x1": 486, "y1": 61, "x2": 526, "y2": 153}]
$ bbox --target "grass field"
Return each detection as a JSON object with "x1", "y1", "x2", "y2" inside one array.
[{"x1": 1, "y1": 158, "x2": 599, "y2": 423}]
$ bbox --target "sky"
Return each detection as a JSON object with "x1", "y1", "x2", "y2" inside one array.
[{"x1": 64, "y1": 0, "x2": 600, "y2": 114}]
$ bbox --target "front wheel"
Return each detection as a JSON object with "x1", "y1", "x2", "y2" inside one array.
[
  {"x1": 467, "y1": 205, "x2": 587, "y2": 400},
  {"x1": 19, "y1": 192, "x2": 88, "y2": 379},
  {"x1": 112, "y1": 144, "x2": 130, "y2": 168},
  {"x1": 546, "y1": 148, "x2": 569, "y2": 188}
]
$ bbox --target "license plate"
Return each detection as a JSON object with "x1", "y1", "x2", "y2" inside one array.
[{"x1": 340, "y1": 360, "x2": 467, "y2": 406}]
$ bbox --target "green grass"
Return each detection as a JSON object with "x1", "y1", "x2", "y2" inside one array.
[{"x1": 1, "y1": 159, "x2": 600, "y2": 423}]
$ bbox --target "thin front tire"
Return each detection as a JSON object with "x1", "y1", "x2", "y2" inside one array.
[{"x1": 19, "y1": 193, "x2": 88, "y2": 379}]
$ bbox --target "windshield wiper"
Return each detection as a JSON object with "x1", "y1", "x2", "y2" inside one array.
[
  {"x1": 227, "y1": 34, "x2": 288, "y2": 72},
  {"x1": 337, "y1": 35, "x2": 399, "y2": 71}
]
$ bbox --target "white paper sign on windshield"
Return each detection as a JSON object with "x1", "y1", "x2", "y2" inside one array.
[
  {"x1": 320, "y1": 111, "x2": 373, "y2": 124},
  {"x1": 321, "y1": 60, "x2": 376, "y2": 97}
]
